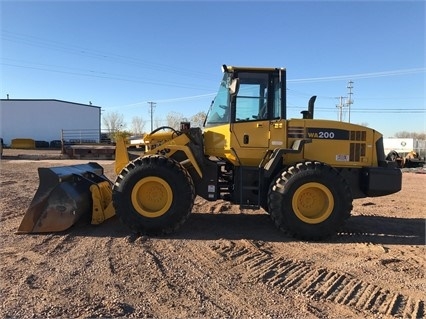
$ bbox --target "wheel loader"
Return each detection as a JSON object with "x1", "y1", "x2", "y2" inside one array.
[{"x1": 17, "y1": 65, "x2": 402, "y2": 240}]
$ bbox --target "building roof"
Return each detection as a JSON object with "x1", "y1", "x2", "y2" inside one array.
[{"x1": 0, "y1": 99, "x2": 101, "y2": 109}]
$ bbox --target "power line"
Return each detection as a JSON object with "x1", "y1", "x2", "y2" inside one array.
[
  {"x1": 111, "y1": 93, "x2": 216, "y2": 109},
  {"x1": 1, "y1": 30, "x2": 216, "y2": 80},
  {"x1": 309, "y1": 109, "x2": 425, "y2": 114},
  {"x1": 288, "y1": 104, "x2": 424, "y2": 113},
  {"x1": 3, "y1": 31, "x2": 425, "y2": 85},
  {"x1": 288, "y1": 68, "x2": 425, "y2": 83},
  {"x1": 0, "y1": 62, "x2": 213, "y2": 91}
]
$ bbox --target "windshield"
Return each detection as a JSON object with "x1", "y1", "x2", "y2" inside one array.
[{"x1": 204, "y1": 73, "x2": 230, "y2": 126}]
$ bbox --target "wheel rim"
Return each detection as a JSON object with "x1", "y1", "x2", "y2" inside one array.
[
  {"x1": 131, "y1": 177, "x2": 173, "y2": 218},
  {"x1": 292, "y1": 182, "x2": 334, "y2": 224}
]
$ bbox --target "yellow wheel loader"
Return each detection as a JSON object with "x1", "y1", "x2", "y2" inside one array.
[{"x1": 18, "y1": 65, "x2": 402, "y2": 240}]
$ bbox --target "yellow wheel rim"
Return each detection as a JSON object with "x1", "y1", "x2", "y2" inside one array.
[
  {"x1": 292, "y1": 182, "x2": 334, "y2": 224},
  {"x1": 131, "y1": 177, "x2": 173, "y2": 218}
]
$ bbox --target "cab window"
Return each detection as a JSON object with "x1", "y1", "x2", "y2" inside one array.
[
  {"x1": 204, "y1": 74, "x2": 230, "y2": 126},
  {"x1": 234, "y1": 73, "x2": 269, "y2": 122}
]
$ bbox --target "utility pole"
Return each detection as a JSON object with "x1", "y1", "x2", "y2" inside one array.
[
  {"x1": 336, "y1": 96, "x2": 345, "y2": 122},
  {"x1": 147, "y1": 101, "x2": 156, "y2": 131},
  {"x1": 346, "y1": 80, "x2": 354, "y2": 123}
]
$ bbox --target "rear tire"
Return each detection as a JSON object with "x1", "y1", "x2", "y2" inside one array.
[
  {"x1": 268, "y1": 161, "x2": 352, "y2": 240},
  {"x1": 113, "y1": 155, "x2": 195, "y2": 235}
]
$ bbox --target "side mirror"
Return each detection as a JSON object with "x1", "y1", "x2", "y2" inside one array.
[{"x1": 229, "y1": 78, "x2": 240, "y2": 96}]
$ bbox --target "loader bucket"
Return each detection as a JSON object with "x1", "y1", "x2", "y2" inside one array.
[{"x1": 17, "y1": 163, "x2": 111, "y2": 233}]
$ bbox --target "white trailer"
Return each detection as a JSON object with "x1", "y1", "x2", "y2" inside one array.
[{"x1": 383, "y1": 138, "x2": 414, "y2": 155}]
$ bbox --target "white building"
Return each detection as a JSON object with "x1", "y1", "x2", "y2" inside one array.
[{"x1": 0, "y1": 99, "x2": 101, "y2": 146}]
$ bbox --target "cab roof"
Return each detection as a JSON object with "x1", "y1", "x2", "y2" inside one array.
[{"x1": 222, "y1": 65, "x2": 285, "y2": 73}]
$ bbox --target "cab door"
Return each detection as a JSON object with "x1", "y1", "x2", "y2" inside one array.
[
  {"x1": 231, "y1": 121, "x2": 269, "y2": 148},
  {"x1": 231, "y1": 74, "x2": 270, "y2": 148},
  {"x1": 229, "y1": 77, "x2": 271, "y2": 165}
]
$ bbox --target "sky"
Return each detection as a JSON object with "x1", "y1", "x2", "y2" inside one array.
[{"x1": 1, "y1": 0, "x2": 425, "y2": 137}]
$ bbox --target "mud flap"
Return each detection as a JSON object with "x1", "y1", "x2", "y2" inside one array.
[{"x1": 17, "y1": 163, "x2": 112, "y2": 233}]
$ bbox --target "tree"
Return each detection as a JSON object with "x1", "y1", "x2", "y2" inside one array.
[
  {"x1": 102, "y1": 111, "x2": 125, "y2": 133},
  {"x1": 131, "y1": 116, "x2": 146, "y2": 136},
  {"x1": 166, "y1": 111, "x2": 185, "y2": 130},
  {"x1": 164, "y1": 111, "x2": 206, "y2": 130},
  {"x1": 395, "y1": 131, "x2": 426, "y2": 140},
  {"x1": 154, "y1": 116, "x2": 162, "y2": 130},
  {"x1": 190, "y1": 111, "x2": 207, "y2": 128}
]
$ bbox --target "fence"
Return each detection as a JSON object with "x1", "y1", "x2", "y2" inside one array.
[
  {"x1": 413, "y1": 139, "x2": 426, "y2": 159},
  {"x1": 61, "y1": 129, "x2": 113, "y2": 146},
  {"x1": 60, "y1": 129, "x2": 116, "y2": 158}
]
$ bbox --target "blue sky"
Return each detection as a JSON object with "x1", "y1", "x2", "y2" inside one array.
[{"x1": 1, "y1": 0, "x2": 425, "y2": 137}]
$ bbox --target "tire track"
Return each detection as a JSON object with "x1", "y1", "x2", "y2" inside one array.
[
  {"x1": 0, "y1": 209, "x2": 23, "y2": 223},
  {"x1": 209, "y1": 240, "x2": 424, "y2": 318},
  {"x1": 40, "y1": 234, "x2": 76, "y2": 256},
  {"x1": 136, "y1": 239, "x2": 278, "y2": 318}
]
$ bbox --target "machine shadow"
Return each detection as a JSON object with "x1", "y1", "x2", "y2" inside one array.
[
  {"x1": 64, "y1": 212, "x2": 424, "y2": 246},
  {"x1": 169, "y1": 213, "x2": 425, "y2": 245}
]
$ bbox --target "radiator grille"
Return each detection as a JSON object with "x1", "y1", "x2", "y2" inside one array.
[
  {"x1": 288, "y1": 127, "x2": 305, "y2": 138},
  {"x1": 350, "y1": 130, "x2": 366, "y2": 141},
  {"x1": 350, "y1": 143, "x2": 366, "y2": 161}
]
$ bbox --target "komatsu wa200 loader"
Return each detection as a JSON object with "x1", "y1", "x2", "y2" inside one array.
[{"x1": 18, "y1": 65, "x2": 402, "y2": 240}]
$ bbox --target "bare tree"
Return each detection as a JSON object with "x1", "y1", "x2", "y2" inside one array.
[
  {"x1": 131, "y1": 116, "x2": 146, "y2": 136},
  {"x1": 166, "y1": 111, "x2": 185, "y2": 130},
  {"x1": 190, "y1": 111, "x2": 207, "y2": 128},
  {"x1": 102, "y1": 111, "x2": 125, "y2": 133},
  {"x1": 395, "y1": 131, "x2": 426, "y2": 139},
  {"x1": 154, "y1": 116, "x2": 162, "y2": 130}
]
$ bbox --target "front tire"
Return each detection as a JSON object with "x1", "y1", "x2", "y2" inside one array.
[
  {"x1": 113, "y1": 155, "x2": 195, "y2": 235},
  {"x1": 268, "y1": 161, "x2": 352, "y2": 240}
]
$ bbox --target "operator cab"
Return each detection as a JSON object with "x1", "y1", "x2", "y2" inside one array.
[{"x1": 204, "y1": 65, "x2": 287, "y2": 127}]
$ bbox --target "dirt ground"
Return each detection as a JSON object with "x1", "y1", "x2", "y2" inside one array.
[{"x1": 0, "y1": 149, "x2": 425, "y2": 319}]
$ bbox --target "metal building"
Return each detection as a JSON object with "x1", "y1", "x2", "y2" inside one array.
[{"x1": 0, "y1": 99, "x2": 101, "y2": 146}]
